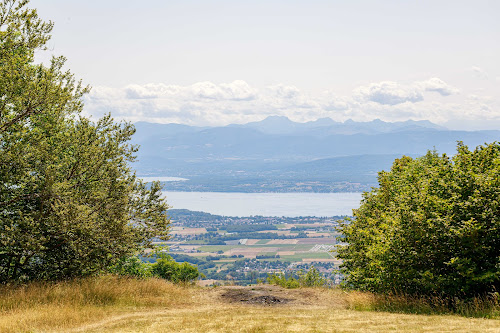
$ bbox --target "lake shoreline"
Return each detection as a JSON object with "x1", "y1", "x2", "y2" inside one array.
[{"x1": 162, "y1": 191, "x2": 363, "y2": 217}]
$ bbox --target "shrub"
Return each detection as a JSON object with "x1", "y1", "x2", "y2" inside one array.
[
  {"x1": 110, "y1": 256, "x2": 152, "y2": 278},
  {"x1": 267, "y1": 266, "x2": 328, "y2": 288},
  {"x1": 298, "y1": 266, "x2": 327, "y2": 287},
  {"x1": 337, "y1": 143, "x2": 500, "y2": 297},
  {"x1": 151, "y1": 257, "x2": 201, "y2": 284},
  {"x1": 267, "y1": 272, "x2": 300, "y2": 288},
  {"x1": 110, "y1": 254, "x2": 201, "y2": 284}
]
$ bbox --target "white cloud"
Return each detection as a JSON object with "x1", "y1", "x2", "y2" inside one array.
[
  {"x1": 220, "y1": 80, "x2": 257, "y2": 101},
  {"x1": 189, "y1": 80, "x2": 257, "y2": 101},
  {"x1": 354, "y1": 78, "x2": 459, "y2": 106},
  {"x1": 471, "y1": 66, "x2": 488, "y2": 79},
  {"x1": 83, "y1": 78, "x2": 499, "y2": 128},
  {"x1": 321, "y1": 92, "x2": 350, "y2": 111},
  {"x1": 189, "y1": 81, "x2": 225, "y2": 100},
  {"x1": 269, "y1": 84, "x2": 301, "y2": 99},
  {"x1": 417, "y1": 78, "x2": 459, "y2": 96},
  {"x1": 263, "y1": 84, "x2": 321, "y2": 111},
  {"x1": 354, "y1": 81, "x2": 423, "y2": 105},
  {"x1": 125, "y1": 84, "x2": 162, "y2": 99},
  {"x1": 89, "y1": 86, "x2": 125, "y2": 100}
]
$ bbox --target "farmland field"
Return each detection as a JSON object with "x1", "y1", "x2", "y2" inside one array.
[{"x1": 163, "y1": 209, "x2": 344, "y2": 284}]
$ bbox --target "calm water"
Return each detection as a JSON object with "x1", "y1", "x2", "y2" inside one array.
[
  {"x1": 140, "y1": 176, "x2": 188, "y2": 182},
  {"x1": 163, "y1": 191, "x2": 363, "y2": 217}
]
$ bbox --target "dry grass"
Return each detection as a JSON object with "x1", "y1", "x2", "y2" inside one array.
[
  {"x1": 349, "y1": 291, "x2": 500, "y2": 318},
  {"x1": 0, "y1": 277, "x2": 498, "y2": 333},
  {"x1": 69, "y1": 306, "x2": 500, "y2": 333},
  {"x1": 0, "y1": 276, "x2": 209, "y2": 333}
]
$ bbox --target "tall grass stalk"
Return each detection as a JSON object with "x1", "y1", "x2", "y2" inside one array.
[
  {"x1": 346, "y1": 291, "x2": 500, "y2": 318},
  {"x1": 0, "y1": 275, "x2": 192, "y2": 313}
]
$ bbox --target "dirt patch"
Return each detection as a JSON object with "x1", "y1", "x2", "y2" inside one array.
[
  {"x1": 257, "y1": 230, "x2": 292, "y2": 236},
  {"x1": 277, "y1": 251, "x2": 295, "y2": 256},
  {"x1": 305, "y1": 232, "x2": 332, "y2": 237},
  {"x1": 267, "y1": 239, "x2": 298, "y2": 245},
  {"x1": 226, "y1": 247, "x2": 278, "y2": 258},
  {"x1": 249, "y1": 295, "x2": 286, "y2": 305},
  {"x1": 302, "y1": 258, "x2": 340, "y2": 263},
  {"x1": 297, "y1": 238, "x2": 337, "y2": 244},
  {"x1": 220, "y1": 287, "x2": 292, "y2": 306},
  {"x1": 177, "y1": 245, "x2": 200, "y2": 250}
]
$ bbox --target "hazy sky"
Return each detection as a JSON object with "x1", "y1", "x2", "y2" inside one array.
[{"x1": 30, "y1": 0, "x2": 499, "y2": 129}]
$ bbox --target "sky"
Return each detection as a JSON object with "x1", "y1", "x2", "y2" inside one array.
[{"x1": 30, "y1": 0, "x2": 500, "y2": 129}]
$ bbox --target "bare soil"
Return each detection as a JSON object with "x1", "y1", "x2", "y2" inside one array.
[{"x1": 219, "y1": 285, "x2": 318, "y2": 306}]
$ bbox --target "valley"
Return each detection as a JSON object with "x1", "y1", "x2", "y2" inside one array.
[
  {"x1": 132, "y1": 117, "x2": 500, "y2": 192},
  {"x1": 156, "y1": 209, "x2": 345, "y2": 285}
]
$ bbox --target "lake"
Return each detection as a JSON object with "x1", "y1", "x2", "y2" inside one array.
[
  {"x1": 162, "y1": 191, "x2": 363, "y2": 217},
  {"x1": 140, "y1": 176, "x2": 188, "y2": 182}
]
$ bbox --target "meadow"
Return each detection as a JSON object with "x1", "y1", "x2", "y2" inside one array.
[{"x1": 1, "y1": 276, "x2": 498, "y2": 333}]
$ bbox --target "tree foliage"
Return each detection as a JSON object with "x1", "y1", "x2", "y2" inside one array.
[
  {"x1": 267, "y1": 266, "x2": 328, "y2": 288},
  {"x1": 111, "y1": 255, "x2": 201, "y2": 284},
  {"x1": 337, "y1": 143, "x2": 500, "y2": 297},
  {"x1": 0, "y1": 0, "x2": 170, "y2": 282}
]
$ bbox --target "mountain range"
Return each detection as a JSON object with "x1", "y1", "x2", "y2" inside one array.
[{"x1": 131, "y1": 117, "x2": 500, "y2": 192}]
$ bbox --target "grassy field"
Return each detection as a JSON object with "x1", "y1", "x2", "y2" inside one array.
[
  {"x1": 197, "y1": 245, "x2": 241, "y2": 252},
  {"x1": 1, "y1": 276, "x2": 498, "y2": 333},
  {"x1": 196, "y1": 243, "x2": 335, "y2": 262},
  {"x1": 281, "y1": 252, "x2": 334, "y2": 261},
  {"x1": 198, "y1": 243, "x2": 317, "y2": 252}
]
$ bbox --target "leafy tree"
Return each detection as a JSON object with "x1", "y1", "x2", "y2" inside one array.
[
  {"x1": 151, "y1": 256, "x2": 201, "y2": 283},
  {"x1": 110, "y1": 255, "x2": 202, "y2": 284},
  {"x1": 0, "y1": 0, "x2": 170, "y2": 282},
  {"x1": 337, "y1": 143, "x2": 500, "y2": 297},
  {"x1": 267, "y1": 266, "x2": 328, "y2": 288},
  {"x1": 298, "y1": 266, "x2": 327, "y2": 287},
  {"x1": 110, "y1": 256, "x2": 153, "y2": 279}
]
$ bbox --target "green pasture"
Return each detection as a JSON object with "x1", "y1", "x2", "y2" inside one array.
[
  {"x1": 281, "y1": 252, "x2": 334, "y2": 261},
  {"x1": 198, "y1": 245, "x2": 241, "y2": 252}
]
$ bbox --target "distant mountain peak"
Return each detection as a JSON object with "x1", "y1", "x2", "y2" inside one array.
[
  {"x1": 242, "y1": 116, "x2": 298, "y2": 134},
  {"x1": 133, "y1": 117, "x2": 447, "y2": 138},
  {"x1": 258, "y1": 115, "x2": 294, "y2": 123},
  {"x1": 307, "y1": 117, "x2": 338, "y2": 126}
]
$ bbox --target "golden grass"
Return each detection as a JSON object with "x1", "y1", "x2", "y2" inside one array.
[
  {"x1": 0, "y1": 277, "x2": 498, "y2": 333},
  {"x1": 0, "y1": 276, "x2": 209, "y2": 333},
  {"x1": 70, "y1": 306, "x2": 500, "y2": 333}
]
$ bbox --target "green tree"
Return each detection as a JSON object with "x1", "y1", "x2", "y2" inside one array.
[
  {"x1": 0, "y1": 0, "x2": 170, "y2": 282},
  {"x1": 151, "y1": 256, "x2": 201, "y2": 284},
  {"x1": 337, "y1": 143, "x2": 500, "y2": 297},
  {"x1": 267, "y1": 266, "x2": 328, "y2": 288}
]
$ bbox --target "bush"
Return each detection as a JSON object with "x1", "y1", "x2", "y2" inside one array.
[
  {"x1": 110, "y1": 255, "x2": 201, "y2": 284},
  {"x1": 151, "y1": 257, "x2": 201, "y2": 284},
  {"x1": 109, "y1": 256, "x2": 152, "y2": 279},
  {"x1": 267, "y1": 266, "x2": 328, "y2": 288},
  {"x1": 267, "y1": 272, "x2": 300, "y2": 288},
  {"x1": 299, "y1": 266, "x2": 327, "y2": 287},
  {"x1": 337, "y1": 143, "x2": 500, "y2": 297}
]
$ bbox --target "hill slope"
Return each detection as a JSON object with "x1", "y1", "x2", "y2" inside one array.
[
  {"x1": 1, "y1": 277, "x2": 498, "y2": 333},
  {"x1": 132, "y1": 118, "x2": 500, "y2": 192}
]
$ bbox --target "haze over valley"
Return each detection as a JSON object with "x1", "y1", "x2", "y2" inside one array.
[{"x1": 133, "y1": 116, "x2": 500, "y2": 192}]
